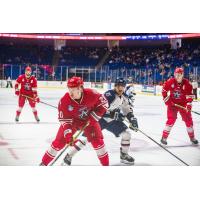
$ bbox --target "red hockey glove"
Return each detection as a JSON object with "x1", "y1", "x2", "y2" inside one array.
[
  {"x1": 35, "y1": 96, "x2": 40, "y2": 103},
  {"x1": 63, "y1": 129, "x2": 74, "y2": 145},
  {"x1": 33, "y1": 94, "x2": 40, "y2": 103},
  {"x1": 186, "y1": 103, "x2": 192, "y2": 112},
  {"x1": 15, "y1": 90, "x2": 19, "y2": 96}
]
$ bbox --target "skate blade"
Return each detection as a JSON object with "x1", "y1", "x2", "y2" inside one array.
[
  {"x1": 191, "y1": 143, "x2": 199, "y2": 146},
  {"x1": 60, "y1": 162, "x2": 70, "y2": 166},
  {"x1": 120, "y1": 159, "x2": 135, "y2": 165},
  {"x1": 160, "y1": 142, "x2": 167, "y2": 147}
]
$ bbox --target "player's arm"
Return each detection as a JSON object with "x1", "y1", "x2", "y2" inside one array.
[
  {"x1": 122, "y1": 95, "x2": 138, "y2": 131},
  {"x1": 185, "y1": 80, "x2": 194, "y2": 111},
  {"x1": 90, "y1": 93, "x2": 108, "y2": 122},
  {"x1": 58, "y1": 99, "x2": 74, "y2": 143},
  {"x1": 101, "y1": 90, "x2": 123, "y2": 120},
  {"x1": 14, "y1": 75, "x2": 22, "y2": 96},
  {"x1": 162, "y1": 80, "x2": 173, "y2": 106},
  {"x1": 32, "y1": 77, "x2": 40, "y2": 103}
]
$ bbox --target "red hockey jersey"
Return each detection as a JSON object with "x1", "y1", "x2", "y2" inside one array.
[
  {"x1": 15, "y1": 74, "x2": 38, "y2": 96},
  {"x1": 58, "y1": 88, "x2": 108, "y2": 130},
  {"x1": 162, "y1": 78, "x2": 194, "y2": 105}
]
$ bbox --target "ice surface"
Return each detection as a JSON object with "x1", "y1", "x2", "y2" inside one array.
[{"x1": 0, "y1": 88, "x2": 200, "y2": 166}]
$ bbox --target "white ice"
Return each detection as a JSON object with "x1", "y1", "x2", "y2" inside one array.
[{"x1": 0, "y1": 87, "x2": 200, "y2": 166}]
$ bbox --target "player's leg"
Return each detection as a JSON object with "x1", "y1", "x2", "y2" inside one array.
[
  {"x1": 28, "y1": 98, "x2": 40, "y2": 122},
  {"x1": 90, "y1": 138, "x2": 109, "y2": 166},
  {"x1": 15, "y1": 96, "x2": 26, "y2": 122},
  {"x1": 61, "y1": 118, "x2": 109, "y2": 166},
  {"x1": 85, "y1": 123, "x2": 109, "y2": 166},
  {"x1": 179, "y1": 109, "x2": 198, "y2": 145},
  {"x1": 120, "y1": 128, "x2": 134, "y2": 164},
  {"x1": 106, "y1": 120, "x2": 134, "y2": 163},
  {"x1": 40, "y1": 125, "x2": 67, "y2": 166},
  {"x1": 61, "y1": 136, "x2": 87, "y2": 166},
  {"x1": 161, "y1": 106, "x2": 178, "y2": 145}
]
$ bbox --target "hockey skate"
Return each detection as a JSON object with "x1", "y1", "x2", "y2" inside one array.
[
  {"x1": 160, "y1": 137, "x2": 167, "y2": 145},
  {"x1": 61, "y1": 153, "x2": 72, "y2": 166},
  {"x1": 190, "y1": 138, "x2": 199, "y2": 145},
  {"x1": 15, "y1": 116, "x2": 19, "y2": 122},
  {"x1": 39, "y1": 162, "x2": 45, "y2": 166},
  {"x1": 120, "y1": 148, "x2": 135, "y2": 165},
  {"x1": 34, "y1": 115, "x2": 40, "y2": 122}
]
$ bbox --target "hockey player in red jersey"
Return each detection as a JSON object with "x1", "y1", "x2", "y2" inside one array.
[
  {"x1": 15, "y1": 66, "x2": 40, "y2": 122},
  {"x1": 161, "y1": 67, "x2": 198, "y2": 145},
  {"x1": 40, "y1": 76, "x2": 109, "y2": 166}
]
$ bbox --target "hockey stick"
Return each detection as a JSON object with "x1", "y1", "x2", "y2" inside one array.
[
  {"x1": 174, "y1": 103, "x2": 200, "y2": 116},
  {"x1": 21, "y1": 94, "x2": 58, "y2": 109},
  {"x1": 125, "y1": 119, "x2": 190, "y2": 166},
  {"x1": 49, "y1": 121, "x2": 90, "y2": 166}
]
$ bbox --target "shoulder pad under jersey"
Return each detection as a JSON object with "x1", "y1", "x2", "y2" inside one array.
[{"x1": 104, "y1": 90, "x2": 116, "y2": 105}]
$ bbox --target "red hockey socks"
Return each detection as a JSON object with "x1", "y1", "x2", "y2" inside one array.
[
  {"x1": 187, "y1": 126, "x2": 194, "y2": 139},
  {"x1": 162, "y1": 124, "x2": 173, "y2": 139},
  {"x1": 16, "y1": 110, "x2": 21, "y2": 117},
  {"x1": 41, "y1": 145, "x2": 59, "y2": 166},
  {"x1": 91, "y1": 139, "x2": 109, "y2": 166}
]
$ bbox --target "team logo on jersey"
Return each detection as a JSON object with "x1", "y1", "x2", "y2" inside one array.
[
  {"x1": 24, "y1": 83, "x2": 31, "y2": 91},
  {"x1": 78, "y1": 106, "x2": 89, "y2": 119},
  {"x1": 68, "y1": 105, "x2": 74, "y2": 111},
  {"x1": 173, "y1": 91, "x2": 181, "y2": 99},
  {"x1": 105, "y1": 92, "x2": 111, "y2": 97}
]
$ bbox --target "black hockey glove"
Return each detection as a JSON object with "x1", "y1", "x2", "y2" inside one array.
[
  {"x1": 127, "y1": 112, "x2": 138, "y2": 132},
  {"x1": 110, "y1": 109, "x2": 125, "y2": 122}
]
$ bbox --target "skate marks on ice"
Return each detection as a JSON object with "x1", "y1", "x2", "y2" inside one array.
[{"x1": 0, "y1": 134, "x2": 19, "y2": 160}]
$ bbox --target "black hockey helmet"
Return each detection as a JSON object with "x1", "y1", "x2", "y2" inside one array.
[{"x1": 114, "y1": 78, "x2": 126, "y2": 87}]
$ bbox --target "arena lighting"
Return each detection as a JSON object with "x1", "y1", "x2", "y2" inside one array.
[{"x1": 0, "y1": 33, "x2": 200, "y2": 40}]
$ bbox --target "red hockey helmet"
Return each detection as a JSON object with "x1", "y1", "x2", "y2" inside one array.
[
  {"x1": 67, "y1": 76, "x2": 84, "y2": 88},
  {"x1": 174, "y1": 67, "x2": 184, "y2": 83},
  {"x1": 25, "y1": 66, "x2": 32, "y2": 72},
  {"x1": 174, "y1": 67, "x2": 184, "y2": 75}
]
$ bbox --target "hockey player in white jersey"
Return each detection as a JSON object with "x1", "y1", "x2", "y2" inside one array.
[
  {"x1": 99, "y1": 78, "x2": 138, "y2": 164},
  {"x1": 125, "y1": 83, "x2": 136, "y2": 107},
  {"x1": 61, "y1": 78, "x2": 138, "y2": 166}
]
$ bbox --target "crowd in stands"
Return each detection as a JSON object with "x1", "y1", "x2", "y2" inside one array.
[
  {"x1": 0, "y1": 44, "x2": 54, "y2": 65},
  {"x1": 58, "y1": 46, "x2": 107, "y2": 66},
  {"x1": 0, "y1": 41, "x2": 200, "y2": 85}
]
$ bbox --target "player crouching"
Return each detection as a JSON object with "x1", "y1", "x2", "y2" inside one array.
[
  {"x1": 161, "y1": 67, "x2": 198, "y2": 146},
  {"x1": 40, "y1": 76, "x2": 109, "y2": 166},
  {"x1": 15, "y1": 66, "x2": 40, "y2": 122}
]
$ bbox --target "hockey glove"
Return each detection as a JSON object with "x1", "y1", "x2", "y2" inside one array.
[
  {"x1": 15, "y1": 90, "x2": 19, "y2": 96},
  {"x1": 35, "y1": 96, "x2": 40, "y2": 103},
  {"x1": 33, "y1": 94, "x2": 40, "y2": 103},
  {"x1": 186, "y1": 103, "x2": 192, "y2": 112},
  {"x1": 127, "y1": 112, "x2": 138, "y2": 131},
  {"x1": 63, "y1": 129, "x2": 74, "y2": 145}
]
